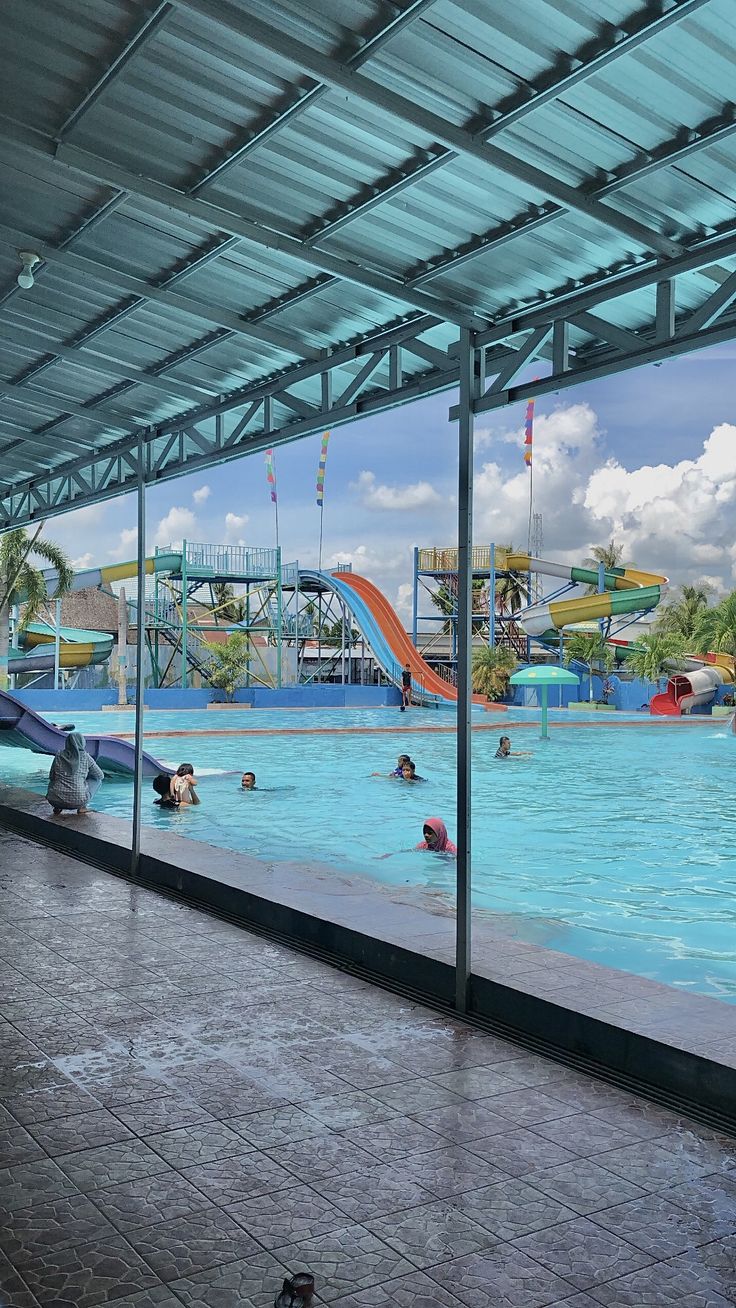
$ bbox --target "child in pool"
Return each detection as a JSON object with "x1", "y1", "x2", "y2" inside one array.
[{"x1": 172, "y1": 763, "x2": 200, "y2": 804}]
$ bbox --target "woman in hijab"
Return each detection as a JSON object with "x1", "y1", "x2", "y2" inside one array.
[
  {"x1": 46, "y1": 732, "x2": 104, "y2": 816},
  {"x1": 416, "y1": 817, "x2": 457, "y2": 856}
]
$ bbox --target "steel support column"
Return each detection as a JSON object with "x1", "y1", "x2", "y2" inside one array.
[
  {"x1": 130, "y1": 431, "x2": 146, "y2": 877},
  {"x1": 455, "y1": 328, "x2": 476, "y2": 1013}
]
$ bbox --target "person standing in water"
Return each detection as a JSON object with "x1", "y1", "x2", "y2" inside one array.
[
  {"x1": 495, "y1": 735, "x2": 532, "y2": 758},
  {"x1": 401, "y1": 663, "x2": 412, "y2": 711},
  {"x1": 46, "y1": 733, "x2": 103, "y2": 816},
  {"x1": 241, "y1": 772, "x2": 256, "y2": 790}
]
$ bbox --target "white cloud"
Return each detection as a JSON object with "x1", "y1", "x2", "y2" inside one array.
[
  {"x1": 71, "y1": 552, "x2": 94, "y2": 570},
  {"x1": 224, "y1": 511, "x2": 249, "y2": 544},
  {"x1": 474, "y1": 406, "x2": 736, "y2": 592},
  {"x1": 352, "y1": 469, "x2": 441, "y2": 511},
  {"x1": 109, "y1": 527, "x2": 138, "y2": 560},
  {"x1": 154, "y1": 507, "x2": 198, "y2": 548},
  {"x1": 193, "y1": 485, "x2": 211, "y2": 504}
]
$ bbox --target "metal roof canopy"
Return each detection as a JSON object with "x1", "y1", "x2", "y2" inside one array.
[{"x1": 1, "y1": 0, "x2": 736, "y2": 526}]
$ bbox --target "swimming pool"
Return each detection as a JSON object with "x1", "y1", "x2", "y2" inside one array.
[{"x1": 3, "y1": 706, "x2": 735, "y2": 1002}]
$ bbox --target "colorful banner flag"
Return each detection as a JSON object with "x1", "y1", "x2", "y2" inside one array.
[
  {"x1": 265, "y1": 448, "x2": 277, "y2": 503},
  {"x1": 316, "y1": 430, "x2": 331, "y2": 506},
  {"x1": 523, "y1": 399, "x2": 534, "y2": 468}
]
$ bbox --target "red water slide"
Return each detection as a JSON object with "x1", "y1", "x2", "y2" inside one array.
[{"x1": 336, "y1": 572, "x2": 492, "y2": 706}]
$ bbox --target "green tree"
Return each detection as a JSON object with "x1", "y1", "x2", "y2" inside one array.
[
  {"x1": 626, "y1": 633, "x2": 687, "y2": 686},
  {"x1": 565, "y1": 631, "x2": 614, "y2": 702},
  {"x1": 203, "y1": 632, "x2": 251, "y2": 700},
  {"x1": 692, "y1": 592, "x2": 736, "y2": 657},
  {"x1": 656, "y1": 584, "x2": 712, "y2": 643},
  {"x1": 494, "y1": 546, "x2": 530, "y2": 615},
  {"x1": 0, "y1": 527, "x2": 73, "y2": 689},
  {"x1": 583, "y1": 540, "x2": 627, "y2": 594},
  {"x1": 210, "y1": 581, "x2": 245, "y2": 624},
  {"x1": 430, "y1": 579, "x2": 487, "y2": 632},
  {"x1": 471, "y1": 645, "x2": 518, "y2": 701}
]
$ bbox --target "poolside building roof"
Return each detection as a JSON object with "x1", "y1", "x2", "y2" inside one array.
[{"x1": 1, "y1": 0, "x2": 735, "y2": 525}]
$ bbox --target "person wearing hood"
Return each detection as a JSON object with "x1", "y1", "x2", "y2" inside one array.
[
  {"x1": 46, "y1": 733, "x2": 104, "y2": 816},
  {"x1": 416, "y1": 817, "x2": 457, "y2": 855}
]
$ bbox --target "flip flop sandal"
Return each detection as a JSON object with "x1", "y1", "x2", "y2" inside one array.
[{"x1": 274, "y1": 1272, "x2": 315, "y2": 1307}]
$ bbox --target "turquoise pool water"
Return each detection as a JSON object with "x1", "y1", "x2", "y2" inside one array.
[{"x1": 4, "y1": 707, "x2": 735, "y2": 1002}]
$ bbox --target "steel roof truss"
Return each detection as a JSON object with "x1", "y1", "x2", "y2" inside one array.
[
  {"x1": 189, "y1": 0, "x2": 438, "y2": 193},
  {"x1": 175, "y1": 0, "x2": 680, "y2": 258}
]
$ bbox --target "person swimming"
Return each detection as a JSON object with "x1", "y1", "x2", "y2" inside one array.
[
  {"x1": 494, "y1": 735, "x2": 532, "y2": 759},
  {"x1": 401, "y1": 761, "x2": 426, "y2": 782},
  {"x1": 371, "y1": 754, "x2": 414, "y2": 779},
  {"x1": 241, "y1": 771, "x2": 256, "y2": 790},
  {"x1": 416, "y1": 817, "x2": 456, "y2": 855}
]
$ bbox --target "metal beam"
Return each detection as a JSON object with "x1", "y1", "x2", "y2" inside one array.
[
  {"x1": 2, "y1": 324, "x2": 214, "y2": 404},
  {"x1": 0, "y1": 222, "x2": 320, "y2": 361},
  {"x1": 0, "y1": 317, "x2": 462, "y2": 525},
  {"x1": 57, "y1": 3, "x2": 174, "y2": 140},
  {"x1": 189, "y1": 0, "x2": 439, "y2": 192},
  {"x1": 308, "y1": 0, "x2": 712, "y2": 249},
  {"x1": 0, "y1": 379, "x2": 137, "y2": 432},
  {"x1": 482, "y1": 0, "x2": 712, "y2": 140},
  {"x1": 0, "y1": 123, "x2": 483, "y2": 331},
  {"x1": 7, "y1": 210, "x2": 736, "y2": 530},
  {"x1": 409, "y1": 100, "x2": 736, "y2": 289},
  {"x1": 173, "y1": 0, "x2": 682, "y2": 258}
]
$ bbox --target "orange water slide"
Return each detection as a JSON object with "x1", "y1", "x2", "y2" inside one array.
[{"x1": 335, "y1": 572, "x2": 491, "y2": 707}]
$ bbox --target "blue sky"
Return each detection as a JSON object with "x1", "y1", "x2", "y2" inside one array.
[{"x1": 49, "y1": 342, "x2": 736, "y2": 616}]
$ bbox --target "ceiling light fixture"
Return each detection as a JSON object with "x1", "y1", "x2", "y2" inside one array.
[{"x1": 17, "y1": 251, "x2": 41, "y2": 290}]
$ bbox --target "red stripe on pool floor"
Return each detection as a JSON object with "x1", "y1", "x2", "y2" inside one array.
[{"x1": 105, "y1": 718, "x2": 724, "y2": 739}]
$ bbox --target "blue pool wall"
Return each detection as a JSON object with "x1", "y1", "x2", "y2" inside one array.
[
  {"x1": 512, "y1": 674, "x2": 733, "y2": 712},
  {"x1": 12, "y1": 685, "x2": 403, "y2": 712}
]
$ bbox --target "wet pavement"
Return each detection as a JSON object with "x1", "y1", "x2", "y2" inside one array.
[{"x1": 1, "y1": 828, "x2": 735, "y2": 1307}]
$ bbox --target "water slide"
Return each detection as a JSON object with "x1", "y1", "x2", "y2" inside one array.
[
  {"x1": 0, "y1": 688, "x2": 169, "y2": 777},
  {"x1": 507, "y1": 553, "x2": 668, "y2": 636},
  {"x1": 650, "y1": 665, "x2": 725, "y2": 715},
  {"x1": 301, "y1": 570, "x2": 489, "y2": 707},
  {"x1": 11, "y1": 624, "x2": 114, "y2": 676}
]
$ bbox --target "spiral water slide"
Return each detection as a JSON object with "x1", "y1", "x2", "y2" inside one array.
[
  {"x1": 301, "y1": 570, "x2": 489, "y2": 707},
  {"x1": 9, "y1": 553, "x2": 185, "y2": 676},
  {"x1": 506, "y1": 553, "x2": 668, "y2": 636}
]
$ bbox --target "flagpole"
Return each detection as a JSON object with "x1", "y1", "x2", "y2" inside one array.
[
  {"x1": 318, "y1": 503, "x2": 324, "y2": 572},
  {"x1": 527, "y1": 456, "x2": 533, "y2": 555},
  {"x1": 273, "y1": 451, "x2": 280, "y2": 551}
]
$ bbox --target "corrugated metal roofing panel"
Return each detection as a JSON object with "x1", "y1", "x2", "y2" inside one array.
[{"x1": 0, "y1": 0, "x2": 735, "y2": 507}]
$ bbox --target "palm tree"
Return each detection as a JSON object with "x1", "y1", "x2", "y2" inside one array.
[
  {"x1": 656, "y1": 584, "x2": 712, "y2": 643},
  {"x1": 430, "y1": 579, "x2": 486, "y2": 632},
  {"x1": 0, "y1": 527, "x2": 74, "y2": 688},
  {"x1": 626, "y1": 633, "x2": 687, "y2": 686},
  {"x1": 565, "y1": 631, "x2": 614, "y2": 701},
  {"x1": 471, "y1": 645, "x2": 518, "y2": 701},
  {"x1": 583, "y1": 540, "x2": 627, "y2": 594},
  {"x1": 494, "y1": 545, "x2": 530, "y2": 615},
  {"x1": 692, "y1": 592, "x2": 736, "y2": 657},
  {"x1": 210, "y1": 581, "x2": 245, "y2": 624}
]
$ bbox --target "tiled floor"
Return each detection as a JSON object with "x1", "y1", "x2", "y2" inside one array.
[{"x1": 1, "y1": 830, "x2": 735, "y2": 1308}]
